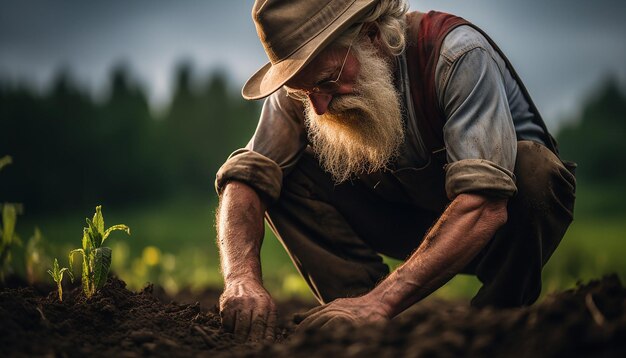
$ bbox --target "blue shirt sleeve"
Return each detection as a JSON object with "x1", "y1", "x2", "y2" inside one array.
[{"x1": 437, "y1": 26, "x2": 518, "y2": 198}]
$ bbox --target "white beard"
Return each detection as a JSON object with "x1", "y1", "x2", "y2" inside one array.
[{"x1": 304, "y1": 40, "x2": 404, "y2": 184}]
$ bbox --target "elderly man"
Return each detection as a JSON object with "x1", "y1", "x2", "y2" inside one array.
[{"x1": 215, "y1": 0, "x2": 576, "y2": 342}]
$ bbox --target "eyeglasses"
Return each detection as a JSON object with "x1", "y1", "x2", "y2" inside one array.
[{"x1": 285, "y1": 26, "x2": 362, "y2": 102}]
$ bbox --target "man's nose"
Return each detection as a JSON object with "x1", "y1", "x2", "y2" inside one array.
[{"x1": 308, "y1": 93, "x2": 333, "y2": 115}]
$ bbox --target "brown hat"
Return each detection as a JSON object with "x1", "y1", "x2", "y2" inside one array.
[{"x1": 242, "y1": 0, "x2": 377, "y2": 100}]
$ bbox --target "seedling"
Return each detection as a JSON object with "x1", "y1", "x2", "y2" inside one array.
[
  {"x1": 0, "y1": 155, "x2": 12, "y2": 171},
  {"x1": 69, "y1": 206, "x2": 130, "y2": 298},
  {"x1": 0, "y1": 156, "x2": 21, "y2": 282},
  {"x1": 47, "y1": 258, "x2": 73, "y2": 302},
  {"x1": 26, "y1": 227, "x2": 49, "y2": 285},
  {"x1": 0, "y1": 203, "x2": 23, "y2": 282}
]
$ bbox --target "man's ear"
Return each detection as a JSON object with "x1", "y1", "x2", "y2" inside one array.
[
  {"x1": 361, "y1": 22, "x2": 388, "y2": 54},
  {"x1": 361, "y1": 22, "x2": 381, "y2": 43}
]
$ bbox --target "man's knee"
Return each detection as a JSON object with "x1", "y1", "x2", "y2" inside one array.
[{"x1": 514, "y1": 140, "x2": 576, "y2": 211}]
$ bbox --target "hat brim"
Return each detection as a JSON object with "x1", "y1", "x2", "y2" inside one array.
[{"x1": 242, "y1": 0, "x2": 377, "y2": 100}]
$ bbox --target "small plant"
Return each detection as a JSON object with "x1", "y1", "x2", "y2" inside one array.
[
  {"x1": 47, "y1": 258, "x2": 73, "y2": 302},
  {"x1": 26, "y1": 227, "x2": 50, "y2": 285},
  {"x1": 69, "y1": 205, "x2": 130, "y2": 298},
  {"x1": 1, "y1": 156, "x2": 21, "y2": 282},
  {"x1": 0, "y1": 203, "x2": 23, "y2": 282},
  {"x1": 0, "y1": 155, "x2": 12, "y2": 171}
]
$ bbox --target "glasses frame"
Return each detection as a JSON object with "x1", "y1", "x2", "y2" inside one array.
[{"x1": 285, "y1": 25, "x2": 363, "y2": 102}]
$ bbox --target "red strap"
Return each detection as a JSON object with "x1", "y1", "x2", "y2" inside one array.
[{"x1": 406, "y1": 11, "x2": 469, "y2": 152}]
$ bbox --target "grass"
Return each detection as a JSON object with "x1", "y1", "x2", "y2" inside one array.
[
  {"x1": 13, "y1": 183, "x2": 626, "y2": 303},
  {"x1": 16, "y1": 193, "x2": 306, "y2": 299},
  {"x1": 542, "y1": 215, "x2": 626, "y2": 293}
]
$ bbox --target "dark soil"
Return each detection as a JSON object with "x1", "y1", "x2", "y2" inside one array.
[{"x1": 1, "y1": 275, "x2": 625, "y2": 357}]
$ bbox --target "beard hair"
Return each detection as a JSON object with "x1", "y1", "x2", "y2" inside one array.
[{"x1": 304, "y1": 40, "x2": 404, "y2": 184}]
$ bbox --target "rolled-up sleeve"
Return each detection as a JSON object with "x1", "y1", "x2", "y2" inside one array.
[
  {"x1": 215, "y1": 149, "x2": 284, "y2": 202},
  {"x1": 215, "y1": 88, "x2": 308, "y2": 203},
  {"x1": 439, "y1": 31, "x2": 518, "y2": 200}
]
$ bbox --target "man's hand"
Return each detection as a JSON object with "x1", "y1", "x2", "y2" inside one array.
[
  {"x1": 219, "y1": 278, "x2": 277, "y2": 342},
  {"x1": 294, "y1": 296, "x2": 390, "y2": 331}
]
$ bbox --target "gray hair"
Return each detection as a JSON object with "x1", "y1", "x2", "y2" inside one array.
[{"x1": 336, "y1": 0, "x2": 409, "y2": 55}]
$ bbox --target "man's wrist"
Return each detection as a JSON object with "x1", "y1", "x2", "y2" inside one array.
[
  {"x1": 224, "y1": 270, "x2": 263, "y2": 287},
  {"x1": 363, "y1": 267, "x2": 421, "y2": 319},
  {"x1": 361, "y1": 285, "x2": 397, "y2": 319}
]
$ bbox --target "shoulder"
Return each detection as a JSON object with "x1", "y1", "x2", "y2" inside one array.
[
  {"x1": 435, "y1": 25, "x2": 504, "y2": 102},
  {"x1": 439, "y1": 25, "x2": 493, "y2": 64}
]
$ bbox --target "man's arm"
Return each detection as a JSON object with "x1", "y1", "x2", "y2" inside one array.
[
  {"x1": 216, "y1": 180, "x2": 277, "y2": 342},
  {"x1": 370, "y1": 193, "x2": 507, "y2": 317},
  {"x1": 296, "y1": 193, "x2": 507, "y2": 328}
]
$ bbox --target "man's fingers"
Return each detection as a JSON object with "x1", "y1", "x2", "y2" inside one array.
[
  {"x1": 293, "y1": 304, "x2": 326, "y2": 324},
  {"x1": 320, "y1": 316, "x2": 352, "y2": 331},
  {"x1": 220, "y1": 307, "x2": 237, "y2": 333},
  {"x1": 248, "y1": 309, "x2": 269, "y2": 342},
  {"x1": 233, "y1": 309, "x2": 252, "y2": 341},
  {"x1": 296, "y1": 312, "x2": 333, "y2": 332},
  {"x1": 264, "y1": 309, "x2": 278, "y2": 342}
]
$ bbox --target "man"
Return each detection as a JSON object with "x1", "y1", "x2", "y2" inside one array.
[{"x1": 215, "y1": 0, "x2": 576, "y2": 342}]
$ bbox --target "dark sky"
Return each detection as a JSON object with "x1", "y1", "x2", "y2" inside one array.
[{"x1": 1, "y1": 0, "x2": 625, "y2": 129}]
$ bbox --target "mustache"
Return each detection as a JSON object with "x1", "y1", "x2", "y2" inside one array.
[{"x1": 327, "y1": 95, "x2": 374, "y2": 124}]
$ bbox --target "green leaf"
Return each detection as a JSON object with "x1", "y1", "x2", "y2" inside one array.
[
  {"x1": 83, "y1": 253, "x2": 92, "y2": 297},
  {"x1": 81, "y1": 228, "x2": 91, "y2": 251},
  {"x1": 49, "y1": 258, "x2": 61, "y2": 283},
  {"x1": 69, "y1": 248, "x2": 90, "y2": 296},
  {"x1": 85, "y1": 218, "x2": 102, "y2": 248},
  {"x1": 12, "y1": 233, "x2": 22, "y2": 247},
  {"x1": 0, "y1": 155, "x2": 11, "y2": 171},
  {"x1": 59, "y1": 267, "x2": 73, "y2": 282},
  {"x1": 92, "y1": 247, "x2": 112, "y2": 290},
  {"x1": 68, "y1": 248, "x2": 84, "y2": 270},
  {"x1": 26, "y1": 227, "x2": 43, "y2": 264},
  {"x1": 1, "y1": 203, "x2": 17, "y2": 245},
  {"x1": 92, "y1": 206, "x2": 105, "y2": 236},
  {"x1": 102, "y1": 224, "x2": 130, "y2": 243},
  {"x1": 33, "y1": 227, "x2": 43, "y2": 241}
]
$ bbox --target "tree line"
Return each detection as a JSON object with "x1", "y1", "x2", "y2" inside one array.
[
  {"x1": 557, "y1": 77, "x2": 626, "y2": 186},
  {"x1": 1, "y1": 63, "x2": 624, "y2": 215},
  {"x1": 0, "y1": 63, "x2": 260, "y2": 214}
]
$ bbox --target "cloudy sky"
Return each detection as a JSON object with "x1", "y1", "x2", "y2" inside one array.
[{"x1": 1, "y1": 0, "x2": 625, "y2": 130}]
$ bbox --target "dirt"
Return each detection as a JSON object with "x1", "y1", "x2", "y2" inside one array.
[{"x1": 1, "y1": 275, "x2": 625, "y2": 357}]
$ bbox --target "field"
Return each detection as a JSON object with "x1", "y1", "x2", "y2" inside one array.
[
  {"x1": 13, "y1": 184, "x2": 626, "y2": 302},
  {"x1": 2, "y1": 183, "x2": 625, "y2": 356}
]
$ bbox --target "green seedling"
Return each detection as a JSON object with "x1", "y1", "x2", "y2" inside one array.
[
  {"x1": 0, "y1": 203, "x2": 23, "y2": 282},
  {"x1": 69, "y1": 205, "x2": 130, "y2": 298},
  {"x1": 26, "y1": 227, "x2": 50, "y2": 285},
  {"x1": 47, "y1": 258, "x2": 73, "y2": 302},
  {"x1": 0, "y1": 155, "x2": 12, "y2": 171},
  {"x1": 1, "y1": 155, "x2": 21, "y2": 282}
]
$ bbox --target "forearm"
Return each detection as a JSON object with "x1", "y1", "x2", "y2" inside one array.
[
  {"x1": 368, "y1": 193, "x2": 508, "y2": 317},
  {"x1": 216, "y1": 180, "x2": 267, "y2": 284}
]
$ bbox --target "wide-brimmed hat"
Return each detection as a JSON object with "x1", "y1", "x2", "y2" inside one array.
[{"x1": 242, "y1": 0, "x2": 377, "y2": 100}]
